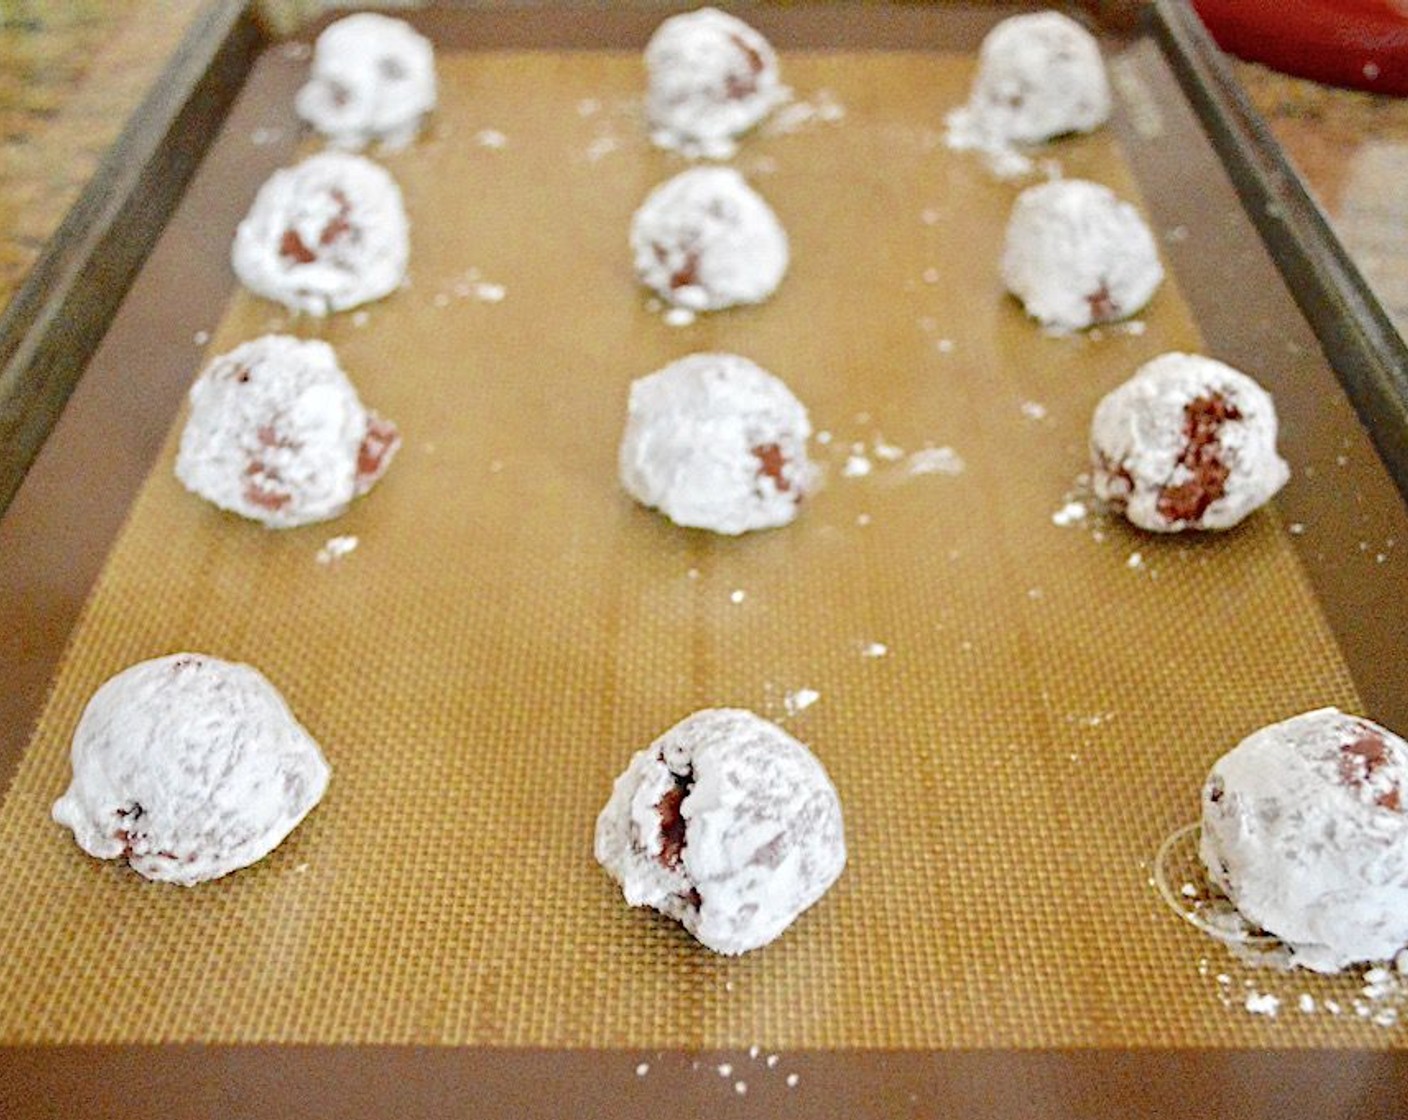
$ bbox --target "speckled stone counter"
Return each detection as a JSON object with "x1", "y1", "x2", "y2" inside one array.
[{"x1": 2, "y1": 2, "x2": 1407, "y2": 335}]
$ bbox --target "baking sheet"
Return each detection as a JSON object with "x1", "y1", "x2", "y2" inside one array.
[{"x1": 2, "y1": 24, "x2": 1405, "y2": 1054}]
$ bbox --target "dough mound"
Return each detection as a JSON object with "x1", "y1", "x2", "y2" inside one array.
[
  {"x1": 619, "y1": 352, "x2": 813, "y2": 535},
  {"x1": 1090, "y1": 352, "x2": 1289, "y2": 532},
  {"x1": 232, "y1": 151, "x2": 409, "y2": 316},
  {"x1": 595, "y1": 708, "x2": 846, "y2": 955},
  {"x1": 295, "y1": 13, "x2": 437, "y2": 150},
  {"x1": 1001, "y1": 178, "x2": 1163, "y2": 331},
  {"x1": 175, "y1": 334, "x2": 400, "y2": 529},
  {"x1": 946, "y1": 11, "x2": 1111, "y2": 156},
  {"x1": 1200, "y1": 707, "x2": 1408, "y2": 973},
  {"x1": 630, "y1": 166, "x2": 788, "y2": 312},
  {"x1": 645, "y1": 6, "x2": 789, "y2": 159},
  {"x1": 52, "y1": 653, "x2": 331, "y2": 886}
]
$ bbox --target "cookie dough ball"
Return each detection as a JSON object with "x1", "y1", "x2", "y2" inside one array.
[
  {"x1": 947, "y1": 11, "x2": 1111, "y2": 152},
  {"x1": 295, "y1": 13, "x2": 436, "y2": 150},
  {"x1": 1001, "y1": 178, "x2": 1163, "y2": 331},
  {"x1": 595, "y1": 708, "x2": 846, "y2": 955},
  {"x1": 619, "y1": 352, "x2": 812, "y2": 535},
  {"x1": 1090, "y1": 352, "x2": 1289, "y2": 532},
  {"x1": 52, "y1": 654, "x2": 330, "y2": 886},
  {"x1": 645, "y1": 7, "x2": 788, "y2": 158},
  {"x1": 232, "y1": 151, "x2": 409, "y2": 316},
  {"x1": 175, "y1": 334, "x2": 400, "y2": 529},
  {"x1": 630, "y1": 166, "x2": 788, "y2": 312},
  {"x1": 1200, "y1": 708, "x2": 1408, "y2": 973}
]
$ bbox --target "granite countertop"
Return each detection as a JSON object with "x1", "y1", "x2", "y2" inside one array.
[{"x1": 2, "y1": 2, "x2": 1407, "y2": 335}]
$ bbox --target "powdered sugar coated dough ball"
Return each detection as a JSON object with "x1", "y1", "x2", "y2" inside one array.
[
  {"x1": 645, "y1": 6, "x2": 788, "y2": 158},
  {"x1": 175, "y1": 334, "x2": 400, "y2": 529},
  {"x1": 947, "y1": 11, "x2": 1111, "y2": 151},
  {"x1": 1090, "y1": 352, "x2": 1289, "y2": 532},
  {"x1": 232, "y1": 151, "x2": 409, "y2": 316},
  {"x1": 52, "y1": 654, "x2": 331, "y2": 886},
  {"x1": 1200, "y1": 708, "x2": 1408, "y2": 973},
  {"x1": 630, "y1": 166, "x2": 788, "y2": 312},
  {"x1": 295, "y1": 13, "x2": 436, "y2": 150},
  {"x1": 619, "y1": 352, "x2": 812, "y2": 535},
  {"x1": 1001, "y1": 178, "x2": 1163, "y2": 331},
  {"x1": 595, "y1": 708, "x2": 846, "y2": 955}
]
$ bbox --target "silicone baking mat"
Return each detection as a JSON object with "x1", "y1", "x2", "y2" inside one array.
[{"x1": 0, "y1": 45, "x2": 1394, "y2": 1049}]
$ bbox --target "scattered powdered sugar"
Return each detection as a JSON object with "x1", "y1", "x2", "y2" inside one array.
[
  {"x1": 1244, "y1": 991, "x2": 1281, "y2": 1017},
  {"x1": 762, "y1": 89, "x2": 846, "y2": 137},
  {"x1": 316, "y1": 535, "x2": 359, "y2": 564},
  {"x1": 784, "y1": 688, "x2": 820, "y2": 716},
  {"x1": 663, "y1": 307, "x2": 696, "y2": 328},
  {"x1": 1051, "y1": 500, "x2": 1087, "y2": 527},
  {"x1": 474, "y1": 128, "x2": 508, "y2": 149},
  {"x1": 907, "y1": 446, "x2": 965, "y2": 476},
  {"x1": 1126, "y1": 551, "x2": 1145, "y2": 570},
  {"x1": 250, "y1": 126, "x2": 284, "y2": 147},
  {"x1": 729, "y1": 589, "x2": 747, "y2": 605},
  {"x1": 635, "y1": 1062, "x2": 650, "y2": 1077},
  {"x1": 860, "y1": 641, "x2": 888, "y2": 659},
  {"x1": 192, "y1": 330, "x2": 211, "y2": 346},
  {"x1": 1020, "y1": 400, "x2": 1048, "y2": 421},
  {"x1": 842, "y1": 454, "x2": 873, "y2": 478}
]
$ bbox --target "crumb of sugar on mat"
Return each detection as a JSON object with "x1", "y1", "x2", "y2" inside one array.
[
  {"x1": 936, "y1": 338, "x2": 956, "y2": 354},
  {"x1": 907, "y1": 446, "x2": 965, "y2": 476},
  {"x1": 748, "y1": 1045, "x2": 760, "y2": 1060},
  {"x1": 787, "y1": 1074, "x2": 800, "y2": 1088},
  {"x1": 717, "y1": 1064, "x2": 733, "y2": 1078},
  {"x1": 784, "y1": 688, "x2": 820, "y2": 716},
  {"x1": 1299, "y1": 994, "x2": 1316, "y2": 1014},
  {"x1": 860, "y1": 641, "x2": 888, "y2": 658},
  {"x1": 766, "y1": 1055, "x2": 779, "y2": 1068},
  {"x1": 193, "y1": 330, "x2": 210, "y2": 346},
  {"x1": 856, "y1": 513, "x2": 872, "y2": 527},
  {"x1": 1244, "y1": 991, "x2": 1280, "y2": 1017},
  {"x1": 473, "y1": 282, "x2": 506, "y2": 303},
  {"x1": 921, "y1": 208, "x2": 941, "y2": 226},
  {"x1": 316, "y1": 535, "x2": 359, "y2": 564},
  {"x1": 1288, "y1": 522, "x2": 1306, "y2": 535},
  {"x1": 922, "y1": 267, "x2": 940, "y2": 284},
  {"x1": 663, "y1": 307, "x2": 696, "y2": 327},
  {"x1": 636, "y1": 1063, "x2": 650, "y2": 1077},
  {"x1": 735, "y1": 1082, "x2": 748, "y2": 1096},
  {"x1": 686, "y1": 567, "x2": 701, "y2": 580},
  {"x1": 1020, "y1": 400, "x2": 1048, "y2": 421},
  {"x1": 475, "y1": 129, "x2": 508, "y2": 149},
  {"x1": 816, "y1": 430, "x2": 832, "y2": 445},
  {"x1": 729, "y1": 589, "x2": 746, "y2": 604},
  {"x1": 352, "y1": 310, "x2": 369, "y2": 328},
  {"x1": 1126, "y1": 551, "x2": 1144, "y2": 570},
  {"x1": 1026, "y1": 587, "x2": 1043, "y2": 600},
  {"x1": 586, "y1": 135, "x2": 621, "y2": 161},
  {"x1": 843, "y1": 454, "x2": 873, "y2": 478},
  {"x1": 250, "y1": 126, "x2": 283, "y2": 146},
  {"x1": 1180, "y1": 882, "x2": 1198, "y2": 898},
  {"x1": 872, "y1": 439, "x2": 904, "y2": 462}
]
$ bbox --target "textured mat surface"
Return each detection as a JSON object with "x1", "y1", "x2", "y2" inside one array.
[{"x1": 0, "y1": 48, "x2": 1388, "y2": 1048}]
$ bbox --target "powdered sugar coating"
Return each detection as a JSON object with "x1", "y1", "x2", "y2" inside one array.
[
  {"x1": 52, "y1": 654, "x2": 330, "y2": 886},
  {"x1": 175, "y1": 334, "x2": 400, "y2": 529},
  {"x1": 1200, "y1": 708, "x2": 1408, "y2": 972},
  {"x1": 595, "y1": 708, "x2": 846, "y2": 955},
  {"x1": 232, "y1": 151, "x2": 409, "y2": 316},
  {"x1": 946, "y1": 11, "x2": 1111, "y2": 161},
  {"x1": 630, "y1": 166, "x2": 789, "y2": 312},
  {"x1": 295, "y1": 13, "x2": 436, "y2": 151},
  {"x1": 1090, "y1": 352, "x2": 1289, "y2": 532},
  {"x1": 619, "y1": 352, "x2": 812, "y2": 535},
  {"x1": 645, "y1": 7, "x2": 789, "y2": 159},
  {"x1": 1000, "y1": 178, "x2": 1163, "y2": 331}
]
